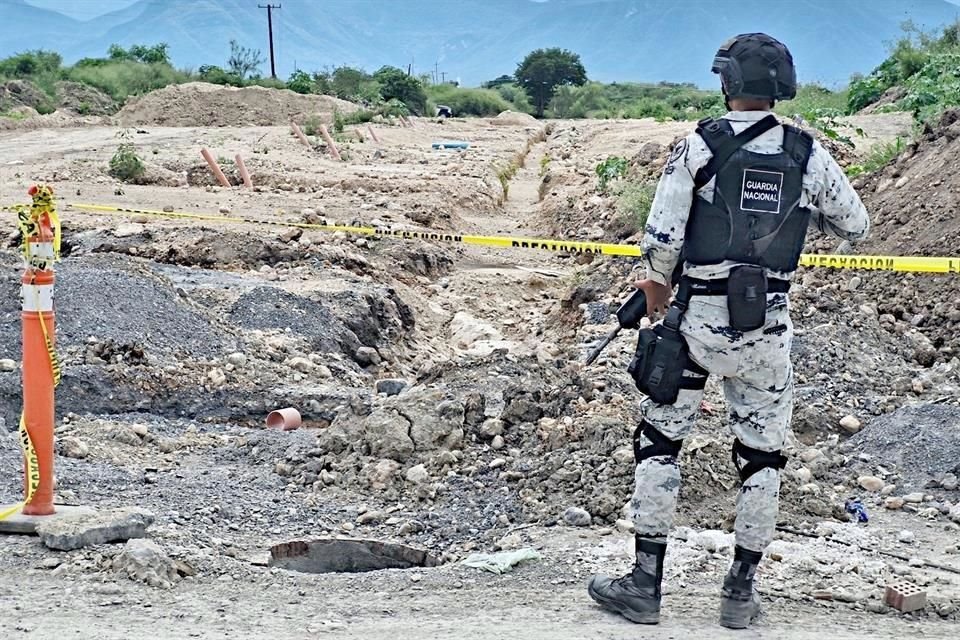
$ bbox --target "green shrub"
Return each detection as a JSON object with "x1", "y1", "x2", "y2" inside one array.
[
  {"x1": 249, "y1": 77, "x2": 287, "y2": 90},
  {"x1": 495, "y1": 158, "x2": 523, "y2": 201},
  {"x1": 67, "y1": 61, "x2": 189, "y2": 102},
  {"x1": 330, "y1": 66, "x2": 369, "y2": 100},
  {"x1": 622, "y1": 97, "x2": 676, "y2": 121},
  {"x1": 108, "y1": 132, "x2": 145, "y2": 182},
  {"x1": 0, "y1": 50, "x2": 61, "y2": 79},
  {"x1": 896, "y1": 51, "x2": 960, "y2": 123},
  {"x1": 0, "y1": 109, "x2": 30, "y2": 122},
  {"x1": 492, "y1": 82, "x2": 534, "y2": 114},
  {"x1": 845, "y1": 137, "x2": 906, "y2": 177},
  {"x1": 539, "y1": 154, "x2": 551, "y2": 176},
  {"x1": 846, "y1": 20, "x2": 960, "y2": 119},
  {"x1": 342, "y1": 110, "x2": 376, "y2": 124},
  {"x1": 374, "y1": 66, "x2": 427, "y2": 114},
  {"x1": 427, "y1": 85, "x2": 511, "y2": 116},
  {"x1": 287, "y1": 69, "x2": 314, "y2": 94},
  {"x1": 0, "y1": 50, "x2": 62, "y2": 100},
  {"x1": 197, "y1": 65, "x2": 242, "y2": 86},
  {"x1": 847, "y1": 74, "x2": 890, "y2": 112},
  {"x1": 303, "y1": 115, "x2": 322, "y2": 136},
  {"x1": 776, "y1": 84, "x2": 848, "y2": 118},
  {"x1": 611, "y1": 182, "x2": 656, "y2": 238},
  {"x1": 595, "y1": 156, "x2": 629, "y2": 192}
]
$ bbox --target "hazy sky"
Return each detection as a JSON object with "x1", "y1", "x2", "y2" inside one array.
[
  {"x1": 25, "y1": 0, "x2": 140, "y2": 19},
  {"x1": 23, "y1": 0, "x2": 960, "y2": 21}
]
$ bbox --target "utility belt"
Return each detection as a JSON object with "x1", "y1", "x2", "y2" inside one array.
[{"x1": 628, "y1": 266, "x2": 790, "y2": 405}]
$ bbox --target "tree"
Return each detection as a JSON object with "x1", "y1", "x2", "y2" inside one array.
[
  {"x1": 373, "y1": 66, "x2": 427, "y2": 114},
  {"x1": 483, "y1": 74, "x2": 515, "y2": 89},
  {"x1": 515, "y1": 48, "x2": 587, "y2": 117},
  {"x1": 312, "y1": 69, "x2": 332, "y2": 95},
  {"x1": 331, "y1": 66, "x2": 367, "y2": 99},
  {"x1": 0, "y1": 50, "x2": 62, "y2": 78},
  {"x1": 227, "y1": 39, "x2": 265, "y2": 81},
  {"x1": 106, "y1": 43, "x2": 170, "y2": 66},
  {"x1": 287, "y1": 70, "x2": 314, "y2": 94}
]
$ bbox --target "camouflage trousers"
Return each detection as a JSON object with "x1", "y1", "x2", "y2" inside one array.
[{"x1": 629, "y1": 293, "x2": 793, "y2": 553}]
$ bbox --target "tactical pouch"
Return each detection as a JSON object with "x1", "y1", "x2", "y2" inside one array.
[
  {"x1": 628, "y1": 323, "x2": 689, "y2": 405},
  {"x1": 727, "y1": 265, "x2": 767, "y2": 331}
]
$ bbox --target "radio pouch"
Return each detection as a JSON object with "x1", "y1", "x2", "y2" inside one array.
[{"x1": 727, "y1": 265, "x2": 767, "y2": 332}]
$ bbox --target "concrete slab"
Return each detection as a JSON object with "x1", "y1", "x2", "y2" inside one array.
[{"x1": 0, "y1": 505, "x2": 97, "y2": 535}]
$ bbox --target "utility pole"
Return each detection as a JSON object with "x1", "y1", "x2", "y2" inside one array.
[
  {"x1": 441, "y1": 71, "x2": 447, "y2": 84},
  {"x1": 258, "y1": 3, "x2": 281, "y2": 78}
]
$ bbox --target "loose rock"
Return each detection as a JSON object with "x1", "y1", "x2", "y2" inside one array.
[
  {"x1": 405, "y1": 464, "x2": 430, "y2": 484},
  {"x1": 58, "y1": 436, "x2": 90, "y2": 460},
  {"x1": 840, "y1": 415, "x2": 862, "y2": 434},
  {"x1": 112, "y1": 539, "x2": 180, "y2": 589},
  {"x1": 355, "y1": 347, "x2": 382, "y2": 366},
  {"x1": 885, "y1": 497, "x2": 906, "y2": 510},
  {"x1": 563, "y1": 506, "x2": 592, "y2": 527},
  {"x1": 376, "y1": 379, "x2": 408, "y2": 396},
  {"x1": 36, "y1": 507, "x2": 155, "y2": 551}
]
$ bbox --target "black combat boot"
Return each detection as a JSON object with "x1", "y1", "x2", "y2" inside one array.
[
  {"x1": 587, "y1": 535, "x2": 665, "y2": 624},
  {"x1": 720, "y1": 546, "x2": 763, "y2": 629}
]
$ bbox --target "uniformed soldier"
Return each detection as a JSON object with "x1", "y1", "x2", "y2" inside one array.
[{"x1": 588, "y1": 33, "x2": 870, "y2": 629}]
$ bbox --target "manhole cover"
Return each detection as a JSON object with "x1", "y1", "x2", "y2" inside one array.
[{"x1": 269, "y1": 538, "x2": 441, "y2": 574}]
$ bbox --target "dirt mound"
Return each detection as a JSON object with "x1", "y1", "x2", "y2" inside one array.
[
  {"x1": 0, "y1": 253, "x2": 235, "y2": 364},
  {"x1": 845, "y1": 403, "x2": 960, "y2": 491},
  {"x1": 858, "y1": 86, "x2": 908, "y2": 115},
  {"x1": 0, "y1": 80, "x2": 51, "y2": 112},
  {"x1": 799, "y1": 108, "x2": 960, "y2": 364},
  {"x1": 853, "y1": 108, "x2": 960, "y2": 257},
  {"x1": 116, "y1": 82, "x2": 360, "y2": 127},
  {"x1": 55, "y1": 81, "x2": 116, "y2": 116},
  {"x1": 492, "y1": 110, "x2": 539, "y2": 126}
]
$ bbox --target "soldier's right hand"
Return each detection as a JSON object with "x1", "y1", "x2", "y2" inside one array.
[{"x1": 634, "y1": 279, "x2": 673, "y2": 316}]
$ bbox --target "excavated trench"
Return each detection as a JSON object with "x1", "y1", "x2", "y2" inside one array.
[{"x1": 269, "y1": 538, "x2": 441, "y2": 574}]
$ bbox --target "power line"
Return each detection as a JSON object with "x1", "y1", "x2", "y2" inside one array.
[{"x1": 257, "y1": 3, "x2": 281, "y2": 79}]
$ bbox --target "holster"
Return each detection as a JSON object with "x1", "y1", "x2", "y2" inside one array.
[
  {"x1": 628, "y1": 305, "x2": 689, "y2": 405},
  {"x1": 727, "y1": 265, "x2": 767, "y2": 332}
]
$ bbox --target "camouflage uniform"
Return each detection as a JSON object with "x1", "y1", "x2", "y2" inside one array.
[{"x1": 630, "y1": 110, "x2": 870, "y2": 552}]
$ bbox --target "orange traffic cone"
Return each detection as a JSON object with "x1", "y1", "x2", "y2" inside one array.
[{"x1": 17, "y1": 185, "x2": 60, "y2": 517}]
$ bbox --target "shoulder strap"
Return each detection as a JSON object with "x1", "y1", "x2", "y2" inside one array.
[
  {"x1": 781, "y1": 124, "x2": 815, "y2": 171},
  {"x1": 695, "y1": 117, "x2": 734, "y2": 153},
  {"x1": 694, "y1": 114, "x2": 780, "y2": 189}
]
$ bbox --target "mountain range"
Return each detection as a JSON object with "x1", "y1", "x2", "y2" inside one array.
[{"x1": 2, "y1": 0, "x2": 959, "y2": 87}]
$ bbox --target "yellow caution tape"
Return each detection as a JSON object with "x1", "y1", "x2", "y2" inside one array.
[
  {"x1": 69, "y1": 202, "x2": 640, "y2": 256},
  {"x1": 3, "y1": 201, "x2": 960, "y2": 274},
  {"x1": 0, "y1": 280, "x2": 60, "y2": 522},
  {"x1": 0, "y1": 419, "x2": 39, "y2": 521},
  {"x1": 798, "y1": 254, "x2": 960, "y2": 274},
  {"x1": 12, "y1": 186, "x2": 62, "y2": 264}
]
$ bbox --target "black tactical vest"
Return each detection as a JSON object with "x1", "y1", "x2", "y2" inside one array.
[{"x1": 683, "y1": 116, "x2": 814, "y2": 272}]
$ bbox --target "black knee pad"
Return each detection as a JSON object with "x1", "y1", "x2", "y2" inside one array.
[
  {"x1": 732, "y1": 438, "x2": 787, "y2": 483},
  {"x1": 634, "y1": 420, "x2": 683, "y2": 463}
]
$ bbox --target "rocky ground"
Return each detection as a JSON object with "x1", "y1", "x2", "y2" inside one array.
[{"x1": 0, "y1": 92, "x2": 958, "y2": 639}]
